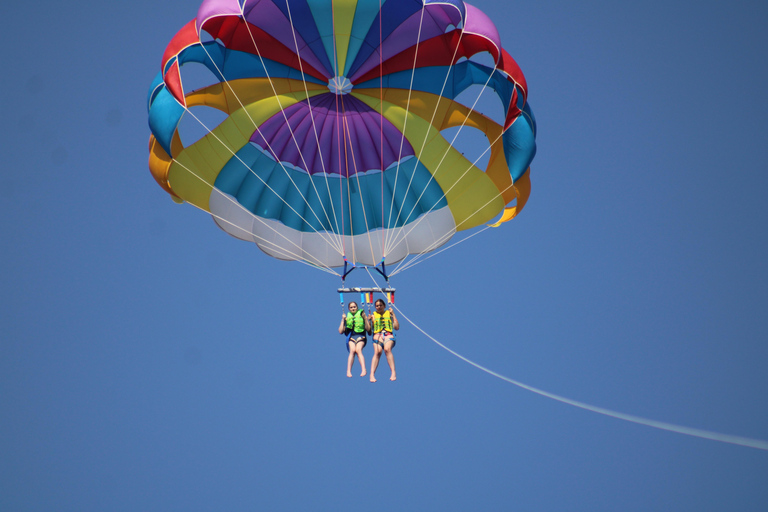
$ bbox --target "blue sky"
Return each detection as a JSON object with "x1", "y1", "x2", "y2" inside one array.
[{"x1": 2, "y1": 1, "x2": 767, "y2": 510}]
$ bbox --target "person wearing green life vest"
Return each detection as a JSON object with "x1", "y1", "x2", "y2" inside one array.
[
  {"x1": 338, "y1": 301, "x2": 371, "y2": 378},
  {"x1": 368, "y1": 299, "x2": 399, "y2": 382}
]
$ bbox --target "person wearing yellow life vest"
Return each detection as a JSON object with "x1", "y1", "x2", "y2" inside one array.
[
  {"x1": 368, "y1": 298, "x2": 399, "y2": 382},
  {"x1": 338, "y1": 301, "x2": 371, "y2": 378}
]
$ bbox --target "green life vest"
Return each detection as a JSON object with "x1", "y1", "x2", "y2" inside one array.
[
  {"x1": 373, "y1": 310, "x2": 393, "y2": 333},
  {"x1": 346, "y1": 310, "x2": 366, "y2": 333}
]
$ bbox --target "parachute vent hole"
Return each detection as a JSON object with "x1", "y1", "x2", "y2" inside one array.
[
  {"x1": 468, "y1": 51, "x2": 496, "y2": 68},
  {"x1": 179, "y1": 59, "x2": 220, "y2": 95},
  {"x1": 439, "y1": 125, "x2": 492, "y2": 171},
  {"x1": 453, "y1": 83, "x2": 506, "y2": 126},
  {"x1": 177, "y1": 106, "x2": 229, "y2": 147}
]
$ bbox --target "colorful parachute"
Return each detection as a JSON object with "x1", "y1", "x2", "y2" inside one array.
[{"x1": 148, "y1": 0, "x2": 536, "y2": 272}]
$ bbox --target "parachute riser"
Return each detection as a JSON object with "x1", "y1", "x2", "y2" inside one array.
[
  {"x1": 372, "y1": 259, "x2": 389, "y2": 283},
  {"x1": 341, "y1": 259, "x2": 388, "y2": 283},
  {"x1": 340, "y1": 258, "x2": 393, "y2": 311},
  {"x1": 341, "y1": 259, "x2": 356, "y2": 282}
]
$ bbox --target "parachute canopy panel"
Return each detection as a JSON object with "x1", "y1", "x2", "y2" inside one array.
[{"x1": 147, "y1": 0, "x2": 537, "y2": 271}]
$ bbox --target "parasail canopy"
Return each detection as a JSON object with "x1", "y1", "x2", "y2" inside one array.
[{"x1": 147, "y1": 0, "x2": 537, "y2": 273}]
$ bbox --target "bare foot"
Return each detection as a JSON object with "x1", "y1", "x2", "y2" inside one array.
[
  {"x1": 390, "y1": 373, "x2": 397, "y2": 381},
  {"x1": 347, "y1": 371, "x2": 353, "y2": 378},
  {"x1": 370, "y1": 375, "x2": 377, "y2": 383},
  {"x1": 360, "y1": 369, "x2": 367, "y2": 377}
]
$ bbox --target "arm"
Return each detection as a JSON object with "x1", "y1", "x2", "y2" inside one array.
[
  {"x1": 364, "y1": 314, "x2": 371, "y2": 333},
  {"x1": 338, "y1": 313, "x2": 347, "y2": 334},
  {"x1": 389, "y1": 308, "x2": 400, "y2": 331}
]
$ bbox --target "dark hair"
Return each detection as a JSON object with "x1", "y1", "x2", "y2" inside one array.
[
  {"x1": 374, "y1": 299, "x2": 386, "y2": 307},
  {"x1": 348, "y1": 301, "x2": 358, "y2": 309}
]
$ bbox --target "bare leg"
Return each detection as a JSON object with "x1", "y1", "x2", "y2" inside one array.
[
  {"x1": 384, "y1": 340, "x2": 396, "y2": 381},
  {"x1": 370, "y1": 342, "x2": 382, "y2": 382},
  {"x1": 355, "y1": 342, "x2": 367, "y2": 377},
  {"x1": 346, "y1": 341, "x2": 356, "y2": 377}
]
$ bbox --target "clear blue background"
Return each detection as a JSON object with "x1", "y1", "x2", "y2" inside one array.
[{"x1": 2, "y1": 1, "x2": 767, "y2": 510}]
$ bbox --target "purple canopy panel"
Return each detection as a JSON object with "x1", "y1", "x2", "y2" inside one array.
[
  {"x1": 196, "y1": 0, "x2": 241, "y2": 32},
  {"x1": 250, "y1": 93, "x2": 414, "y2": 177},
  {"x1": 350, "y1": 4, "x2": 463, "y2": 82},
  {"x1": 461, "y1": 4, "x2": 501, "y2": 59},
  {"x1": 240, "y1": 0, "x2": 330, "y2": 77}
]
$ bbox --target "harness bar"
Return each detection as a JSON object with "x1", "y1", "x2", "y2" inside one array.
[{"x1": 338, "y1": 287, "x2": 395, "y2": 294}]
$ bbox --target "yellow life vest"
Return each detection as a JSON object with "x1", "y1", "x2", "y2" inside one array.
[{"x1": 373, "y1": 310, "x2": 393, "y2": 333}]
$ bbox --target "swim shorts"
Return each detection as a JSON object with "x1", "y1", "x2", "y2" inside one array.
[
  {"x1": 346, "y1": 331, "x2": 367, "y2": 350},
  {"x1": 373, "y1": 331, "x2": 395, "y2": 348}
]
